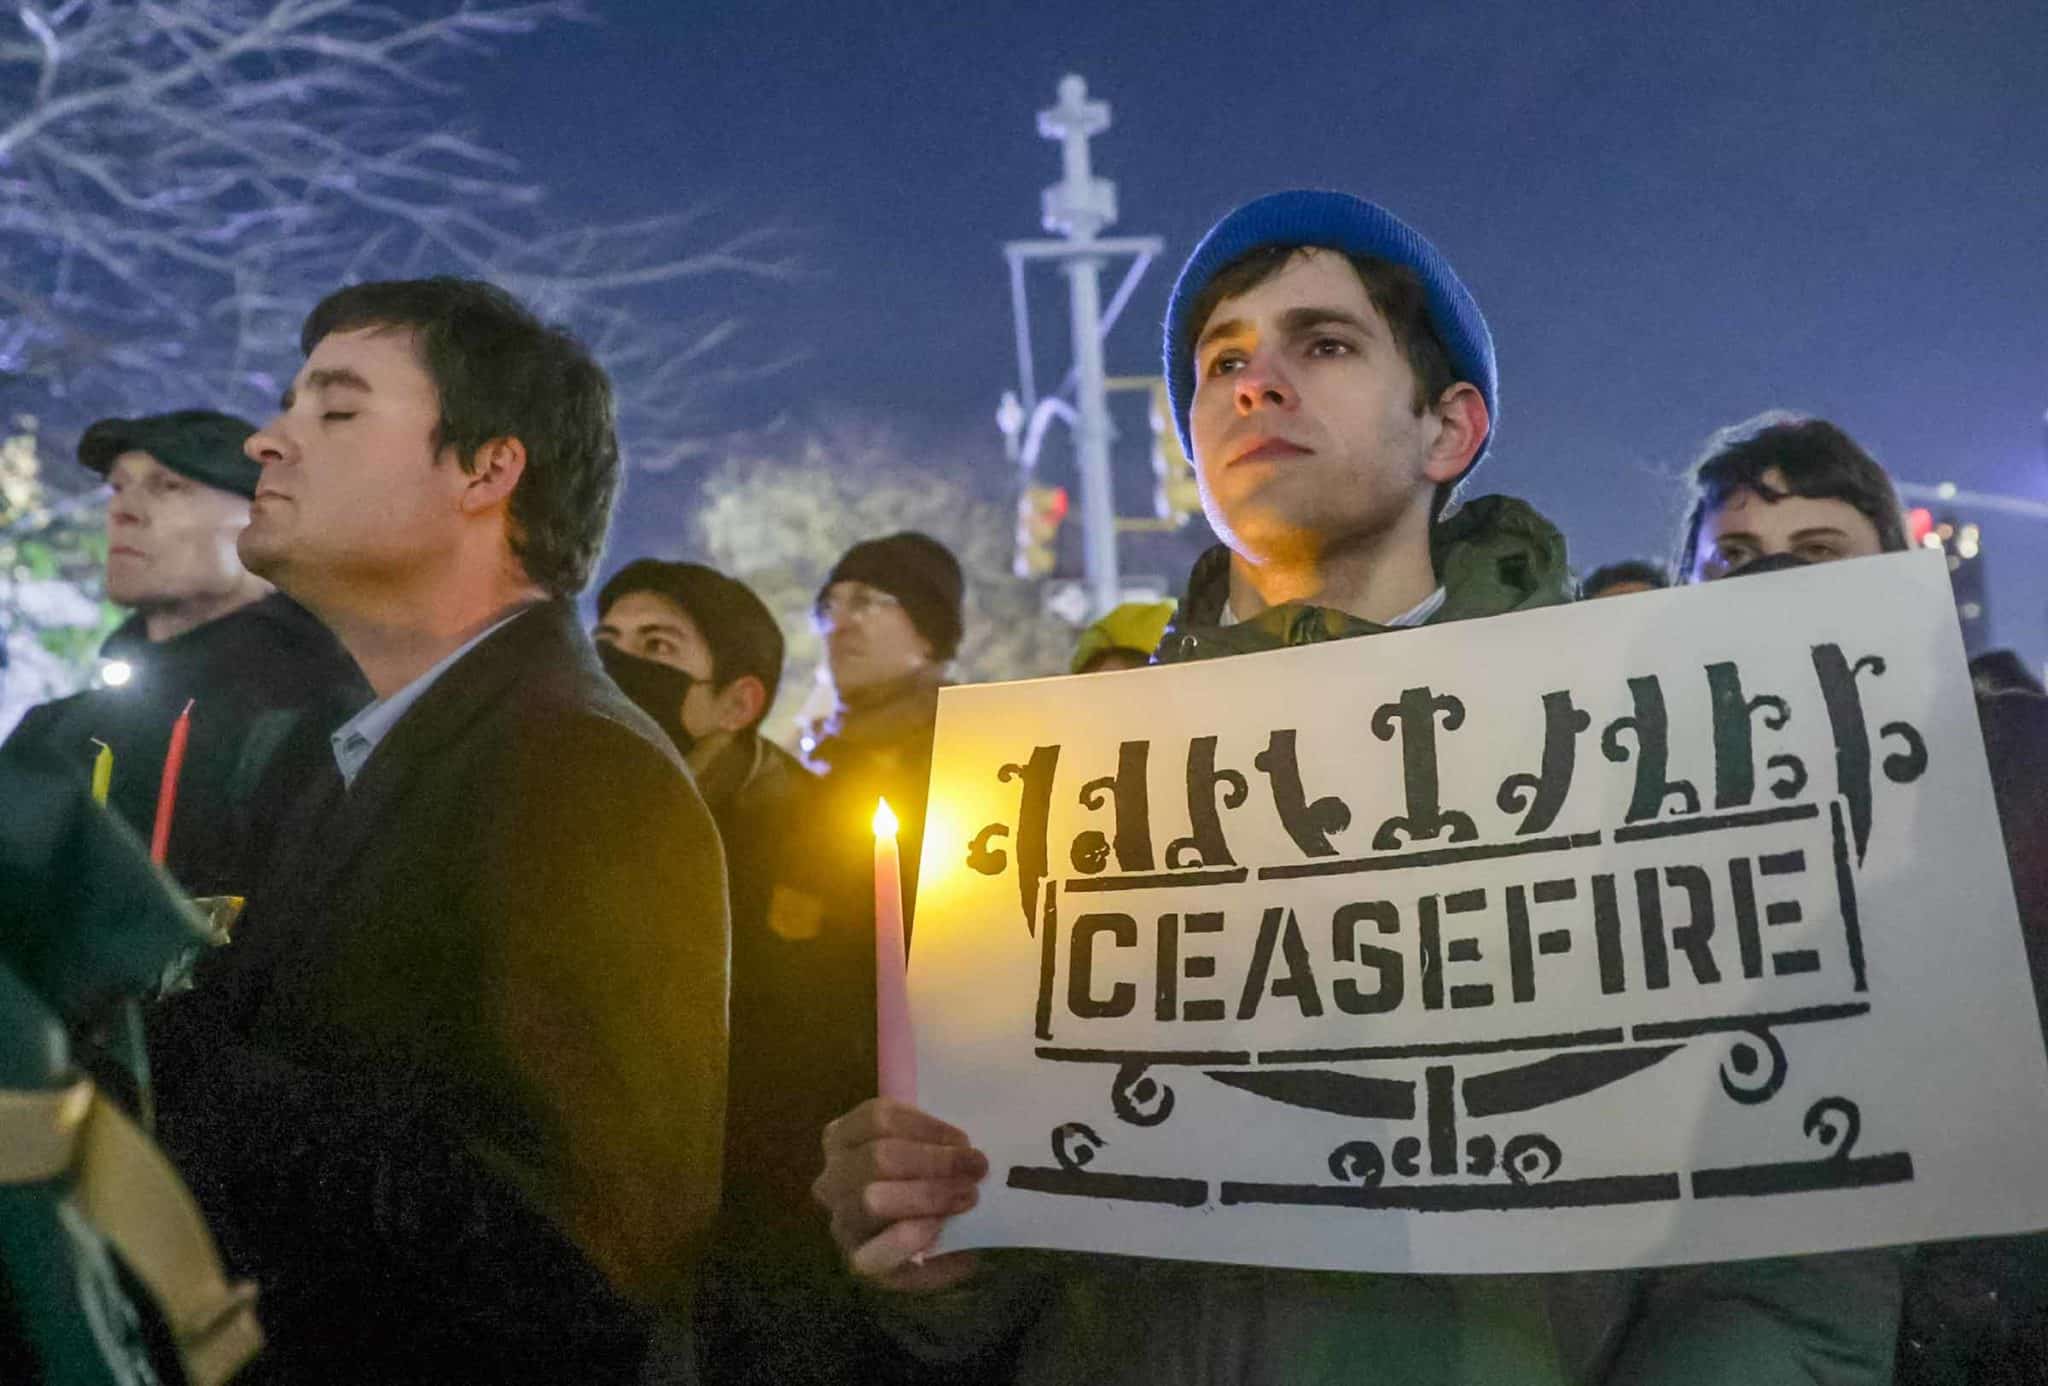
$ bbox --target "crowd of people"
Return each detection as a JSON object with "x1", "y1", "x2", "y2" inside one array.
[{"x1": 1, "y1": 186, "x2": 2042, "y2": 1385}]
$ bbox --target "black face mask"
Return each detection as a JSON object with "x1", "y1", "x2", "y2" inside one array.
[
  {"x1": 598, "y1": 642, "x2": 696, "y2": 758},
  {"x1": 1721, "y1": 551, "x2": 1816, "y2": 581}
]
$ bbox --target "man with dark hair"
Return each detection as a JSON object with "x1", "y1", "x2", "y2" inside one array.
[
  {"x1": 3, "y1": 409, "x2": 364, "y2": 899},
  {"x1": 1579, "y1": 558, "x2": 1669, "y2": 600},
  {"x1": 148, "y1": 278, "x2": 730, "y2": 1384},
  {"x1": 811, "y1": 193, "x2": 1897, "y2": 1384},
  {"x1": 1675, "y1": 411, "x2": 2048, "y2": 1386},
  {"x1": 1676, "y1": 411, "x2": 1907, "y2": 581}
]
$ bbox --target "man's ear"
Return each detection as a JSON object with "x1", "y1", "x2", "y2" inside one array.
[
  {"x1": 712, "y1": 674, "x2": 769, "y2": 734},
  {"x1": 1422, "y1": 383, "x2": 1489, "y2": 486},
  {"x1": 458, "y1": 436, "x2": 528, "y2": 516}
]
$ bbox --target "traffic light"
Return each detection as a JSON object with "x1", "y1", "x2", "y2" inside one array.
[
  {"x1": 1015, "y1": 482, "x2": 1069, "y2": 578},
  {"x1": 1147, "y1": 379, "x2": 1201, "y2": 522}
]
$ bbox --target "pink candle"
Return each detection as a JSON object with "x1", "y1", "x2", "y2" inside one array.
[
  {"x1": 150, "y1": 699, "x2": 193, "y2": 864},
  {"x1": 872, "y1": 798, "x2": 917, "y2": 1103}
]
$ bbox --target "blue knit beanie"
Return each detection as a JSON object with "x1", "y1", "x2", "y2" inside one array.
[{"x1": 1163, "y1": 189, "x2": 1496, "y2": 469}]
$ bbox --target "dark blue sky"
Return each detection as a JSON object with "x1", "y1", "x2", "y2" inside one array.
[{"x1": 471, "y1": 0, "x2": 2047, "y2": 665}]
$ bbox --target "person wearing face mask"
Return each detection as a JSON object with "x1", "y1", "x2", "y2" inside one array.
[
  {"x1": 593, "y1": 557, "x2": 928, "y2": 1385},
  {"x1": 593, "y1": 558, "x2": 802, "y2": 821},
  {"x1": 1676, "y1": 411, "x2": 2048, "y2": 1386},
  {"x1": 2, "y1": 410, "x2": 367, "y2": 898}
]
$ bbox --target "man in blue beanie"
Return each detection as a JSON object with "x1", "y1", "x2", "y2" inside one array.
[{"x1": 811, "y1": 192, "x2": 1897, "y2": 1384}]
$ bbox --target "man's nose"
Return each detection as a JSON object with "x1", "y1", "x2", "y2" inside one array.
[
  {"x1": 1233, "y1": 352, "x2": 1296, "y2": 414},
  {"x1": 245, "y1": 417, "x2": 293, "y2": 468}
]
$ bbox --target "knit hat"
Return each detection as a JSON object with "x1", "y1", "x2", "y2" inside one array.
[
  {"x1": 599, "y1": 559, "x2": 786, "y2": 713},
  {"x1": 78, "y1": 409, "x2": 262, "y2": 498},
  {"x1": 1070, "y1": 599, "x2": 1177, "y2": 673},
  {"x1": 1163, "y1": 189, "x2": 1496, "y2": 470},
  {"x1": 818, "y1": 531, "x2": 964, "y2": 662}
]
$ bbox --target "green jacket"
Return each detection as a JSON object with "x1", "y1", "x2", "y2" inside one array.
[{"x1": 869, "y1": 496, "x2": 1898, "y2": 1385}]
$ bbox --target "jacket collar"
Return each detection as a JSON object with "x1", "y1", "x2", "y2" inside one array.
[
  {"x1": 279, "y1": 601, "x2": 586, "y2": 904},
  {"x1": 1159, "y1": 494, "x2": 1570, "y2": 663}
]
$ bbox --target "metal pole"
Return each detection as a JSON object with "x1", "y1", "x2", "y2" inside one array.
[{"x1": 1064, "y1": 254, "x2": 1119, "y2": 616}]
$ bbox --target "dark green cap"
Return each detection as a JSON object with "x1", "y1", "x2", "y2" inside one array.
[{"x1": 77, "y1": 409, "x2": 261, "y2": 498}]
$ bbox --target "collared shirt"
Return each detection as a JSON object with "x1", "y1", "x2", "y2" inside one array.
[
  {"x1": 1220, "y1": 585, "x2": 1446, "y2": 630},
  {"x1": 330, "y1": 608, "x2": 529, "y2": 788}
]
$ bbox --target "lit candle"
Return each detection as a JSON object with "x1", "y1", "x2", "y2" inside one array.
[
  {"x1": 150, "y1": 699, "x2": 193, "y2": 865},
  {"x1": 872, "y1": 797, "x2": 917, "y2": 1103},
  {"x1": 89, "y1": 740, "x2": 113, "y2": 806}
]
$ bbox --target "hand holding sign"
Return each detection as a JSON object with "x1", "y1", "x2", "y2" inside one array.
[
  {"x1": 909, "y1": 553, "x2": 2048, "y2": 1276},
  {"x1": 812, "y1": 1097, "x2": 989, "y2": 1291}
]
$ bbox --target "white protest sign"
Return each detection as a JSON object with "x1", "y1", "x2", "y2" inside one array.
[{"x1": 908, "y1": 551, "x2": 2048, "y2": 1274}]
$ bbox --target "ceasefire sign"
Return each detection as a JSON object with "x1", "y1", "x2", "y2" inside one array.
[{"x1": 909, "y1": 553, "x2": 2048, "y2": 1275}]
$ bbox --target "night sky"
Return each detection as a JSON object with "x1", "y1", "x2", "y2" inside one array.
[{"x1": 469, "y1": 0, "x2": 2048, "y2": 666}]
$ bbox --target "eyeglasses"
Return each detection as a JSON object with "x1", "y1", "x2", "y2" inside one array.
[{"x1": 812, "y1": 587, "x2": 902, "y2": 630}]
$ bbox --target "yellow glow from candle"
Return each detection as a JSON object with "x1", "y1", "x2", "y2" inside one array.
[{"x1": 872, "y1": 797, "x2": 899, "y2": 839}]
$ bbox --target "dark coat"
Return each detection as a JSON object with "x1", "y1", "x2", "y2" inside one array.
[
  {"x1": 1894, "y1": 687, "x2": 2048, "y2": 1385},
  {"x1": 2, "y1": 592, "x2": 368, "y2": 898},
  {"x1": 694, "y1": 680, "x2": 945, "y2": 1386},
  {"x1": 147, "y1": 601, "x2": 730, "y2": 1385}
]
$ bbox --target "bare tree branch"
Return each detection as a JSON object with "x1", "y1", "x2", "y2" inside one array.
[{"x1": 2, "y1": 0, "x2": 792, "y2": 471}]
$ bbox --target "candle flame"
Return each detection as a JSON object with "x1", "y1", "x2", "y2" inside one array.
[{"x1": 872, "y1": 797, "x2": 899, "y2": 838}]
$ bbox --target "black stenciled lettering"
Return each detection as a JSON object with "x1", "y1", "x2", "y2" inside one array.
[
  {"x1": 1810, "y1": 644, "x2": 1929, "y2": 865},
  {"x1": 1068, "y1": 912, "x2": 1136, "y2": 1018},
  {"x1": 1181, "y1": 911, "x2": 1227, "y2": 1021},
  {"x1": 1592, "y1": 873, "x2": 1626, "y2": 994},
  {"x1": 1370, "y1": 687, "x2": 1478, "y2": 849},
  {"x1": 1332, "y1": 901, "x2": 1403, "y2": 1015},
  {"x1": 1637, "y1": 865, "x2": 1722, "y2": 990},
  {"x1": 1505, "y1": 884, "x2": 1536, "y2": 1003},
  {"x1": 969, "y1": 745, "x2": 1061, "y2": 935},
  {"x1": 1758, "y1": 851, "x2": 1818, "y2": 976},
  {"x1": 1705, "y1": 662, "x2": 1799, "y2": 810},
  {"x1": 1254, "y1": 729, "x2": 1353, "y2": 857},
  {"x1": 1442, "y1": 888, "x2": 1494, "y2": 1009},
  {"x1": 1074, "y1": 741, "x2": 1155, "y2": 875},
  {"x1": 1729, "y1": 857, "x2": 1764, "y2": 979},
  {"x1": 1419, "y1": 894, "x2": 1446, "y2": 1011},
  {"x1": 1602, "y1": 676, "x2": 1701, "y2": 823},
  {"x1": 1497, "y1": 690, "x2": 1593, "y2": 835},
  {"x1": 1238, "y1": 907, "x2": 1323, "y2": 1020},
  {"x1": 1154, "y1": 912, "x2": 1178, "y2": 1021},
  {"x1": 1166, "y1": 737, "x2": 1248, "y2": 869}
]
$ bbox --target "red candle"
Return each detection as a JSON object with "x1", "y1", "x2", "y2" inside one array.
[
  {"x1": 150, "y1": 699, "x2": 193, "y2": 865},
  {"x1": 872, "y1": 797, "x2": 917, "y2": 1103}
]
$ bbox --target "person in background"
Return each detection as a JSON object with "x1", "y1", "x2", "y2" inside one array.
[
  {"x1": 147, "y1": 278, "x2": 729, "y2": 1384},
  {"x1": 800, "y1": 530, "x2": 964, "y2": 913},
  {"x1": 1069, "y1": 598, "x2": 1178, "y2": 673},
  {"x1": 1968, "y1": 650, "x2": 2044, "y2": 697},
  {"x1": 592, "y1": 558, "x2": 885, "y2": 1385},
  {"x1": 1577, "y1": 558, "x2": 1668, "y2": 600},
  {"x1": 1675, "y1": 408, "x2": 2048, "y2": 1386},
  {"x1": 2, "y1": 409, "x2": 366, "y2": 899}
]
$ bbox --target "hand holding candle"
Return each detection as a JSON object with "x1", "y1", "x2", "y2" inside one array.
[
  {"x1": 150, "y1": 699, "x2": 193, "y2": 865},
  {"x1": 872, "y1": 797, "x2": 918, "y2": 1103}
]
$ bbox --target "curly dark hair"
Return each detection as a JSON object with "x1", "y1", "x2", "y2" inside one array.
[
  {"x1": 301, "y1": 278, "x2": 619, "y2": 597},
  {"x1": 1674, "y1": 413, "x2": 1906, "y2": 581}
]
